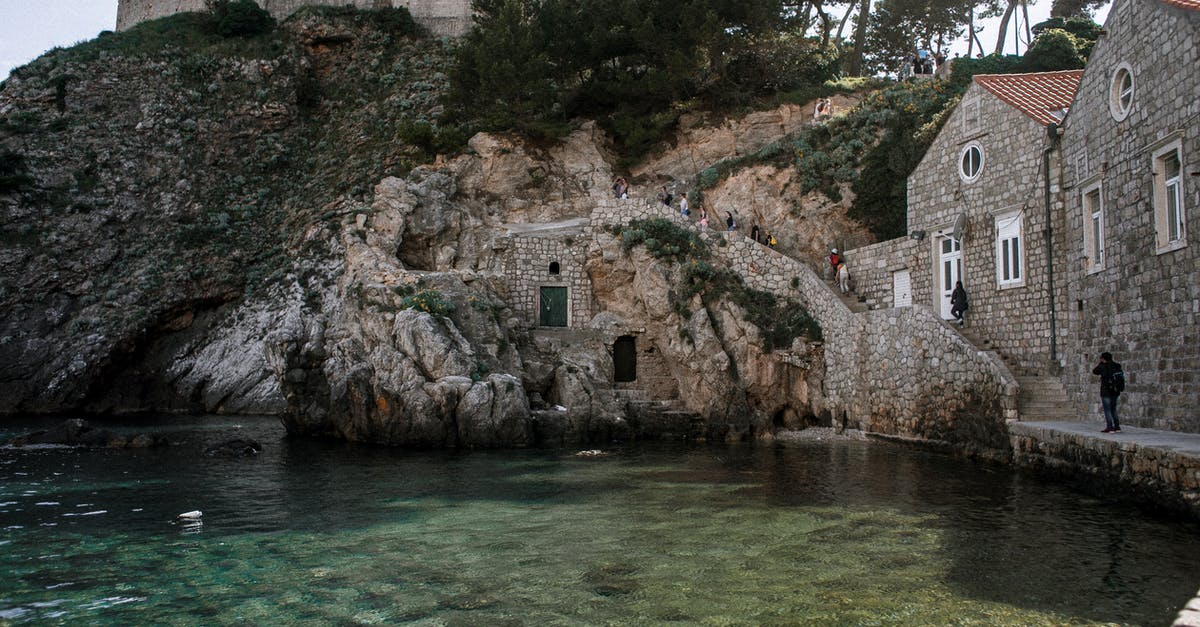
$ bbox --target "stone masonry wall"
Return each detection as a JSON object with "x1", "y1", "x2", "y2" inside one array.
[
  {"x1": 842, "y1": 237, "x2": 917, "y2": 310},
  {"x1": 500, "y1": 231, "x2": 593, "y2": 328},
  {"x1": 1059, "y1": 0, "x2": 1200, "y2": 432},
  {"x1": 1009, "y1": 423, "x2": 1200, "y2": 519},
  {"x1": 592, "y1": 198, "x2": 1018, "y2": 450},
  {"x1": 116, "y1": 0, "x2": 474, "y2": 37},
  {"x1": 903, "y1": 80, "x2": 1071, "y2": 377}
]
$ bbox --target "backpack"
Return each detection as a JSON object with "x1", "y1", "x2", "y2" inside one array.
[{"x1": 1111, "y1": 369, "x2": 1125, "y2": 393}]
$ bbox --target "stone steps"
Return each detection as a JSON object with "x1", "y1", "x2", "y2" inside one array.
[{"x1": 1016, "y1": 375, "x2": 1072, "y2": 421}]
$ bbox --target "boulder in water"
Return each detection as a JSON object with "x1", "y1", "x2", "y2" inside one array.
[{"x1": 204, "y1": 438, "x2": 263, "y2": 457}]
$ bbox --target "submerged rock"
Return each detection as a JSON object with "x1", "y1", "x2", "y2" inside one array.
[
  {"x1": 204, "y1": 438, "x2": 263, "y2": 457},
  {"x1": 4, "y1": 418, "x2": 167, "y2": 448}
]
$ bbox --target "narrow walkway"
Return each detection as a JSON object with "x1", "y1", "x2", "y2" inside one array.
[{"x1": 1012, "y1": 420, "x2": 1200, "y2": 455}]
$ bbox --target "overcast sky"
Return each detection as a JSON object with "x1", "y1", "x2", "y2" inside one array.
[{"x1": 0, "y1": 1, "x2": 1109, "y2": 83}]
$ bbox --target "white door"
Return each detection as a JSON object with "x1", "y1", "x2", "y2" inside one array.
[
  {"x1": 938, "y1": 236, "x2": 962, "y2": 319},
  {"x1": 892, "y1": 270, "x2": 912, "y2": 308}
]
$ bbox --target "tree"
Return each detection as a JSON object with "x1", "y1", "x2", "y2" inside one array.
[
  {"x1": 1020, "y1": 28, "x2": 1085, "y2": 69},
  {"x1": 865, "y1": 0, "x2": 975, "y2": 73},
  {"x1": 845, "y1": 0, "x2": 874, "y2": 74},
  {"x1": 445, "y1": 0, "x2": 562, "y2": 135},
  {"x1": 446, "y1": 0, "x2": 813, "y2": 158},
  {"x1": 206, "y1": 0, "x2": 274, "y2": 37},
  {"x1": 993, "y1": 0, "x2": 1036, "y2": 55}
]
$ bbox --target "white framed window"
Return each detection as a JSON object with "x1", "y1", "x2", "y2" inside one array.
[
  {"x1": 1082, "y1": 178, "x2": 1105, "y2": 273},
  {"x1": 995, "y1": 211, "x2": 1023, "y2": 287},
  {"x1": 961, "y1": 98, "x2": 981, "y2": 135},
  {"x1": 1109, "y1": 63, "x2": 1134, "y2": 122},
  {"x1": 960, "y1": 142, "x2": 984, "y2": 182},
  {"x1": 1153, "y1": 138, "x2": 1187, "y2": 253}
]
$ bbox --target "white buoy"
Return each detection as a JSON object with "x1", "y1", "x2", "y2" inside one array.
[{"x1": 176, "y1": 510, "x2": 203, "y2": 521}]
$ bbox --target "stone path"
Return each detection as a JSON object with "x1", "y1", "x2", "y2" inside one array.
[
  {"x1": 502, "y1": 217, "x2": 589, "y2": 234},
  {"x1": 1013, "y1": 420, "x2": 1200, "y2": 456}
]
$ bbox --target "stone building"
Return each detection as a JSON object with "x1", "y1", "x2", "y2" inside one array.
[
  {"x1": 116, "y1": 0, "x2": 474, "y2": 37},
  {"x1": 1058, "y1": 0, "x2": 1200, "y2": 432},
  {"x1": 496, "y1": 221, "x2": 594, "y2": 329},
  {"x1": 846, "y1": 70, "x2": 1083, "y2": 376}
]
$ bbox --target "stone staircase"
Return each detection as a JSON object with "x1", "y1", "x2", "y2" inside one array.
[
  {"x1": 613, "y1": 382, "x2": 705, "y2": 439},
  {"x1": 1015, "y1": 375, "x2": 1072, "y2": 422},
  {"x1": 830, "y1": 281, "x2": 870, "y2": 313}
]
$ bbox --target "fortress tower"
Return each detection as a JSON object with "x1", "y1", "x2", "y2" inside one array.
[{"x1": 115, "y1": 0, "x2": 474, "y2": 37}]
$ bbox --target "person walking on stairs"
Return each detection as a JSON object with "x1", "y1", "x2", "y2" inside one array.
[
  {"x1": 950, "y1": 281, "x2": 968, "y2": 325},
  {"x1": 1093, "y1": 352, "x2": 1125, "y2": 433},
  {"x1": 826, "y1": 249, "x2": 840, "y2": 281},
  {"x1": 837, "y1": 261, "x2": 850, "y2": 294}
]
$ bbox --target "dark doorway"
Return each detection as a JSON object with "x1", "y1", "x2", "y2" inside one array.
[
  {"x1": 539, "y1": 286, "x2": 568, "y2": 327},
  {"x1": 614, "y1": 335, "x2": 637, "y2": 382}
]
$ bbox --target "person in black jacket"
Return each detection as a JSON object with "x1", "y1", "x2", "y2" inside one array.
[
  {"x1": 950, "y1": 281, "x2": 968, "y2": 325},
  {"x1": 1092, "y1": 352, "x2": 1124, "y2": 433}
]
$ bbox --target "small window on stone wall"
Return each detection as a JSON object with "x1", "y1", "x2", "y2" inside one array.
[
  {"x1": 1082, "y1": 180, "x2": 1105, "y2": 273},
  {"x1": 549, "y1": 261, "x2": 561, "y2": 275},
  {"x1": 1152, "y1": 139, "x2": 1186, "y2": 253},
  {"x1": 1109, "y1": 64, "x2": 1134, "y2": 122},
  {"x1": 995, "y1": 212, "x2": 1023, "y2": 288},
  {"x1": 960, "y1": 142, "x2": 984, "y2": 182}
]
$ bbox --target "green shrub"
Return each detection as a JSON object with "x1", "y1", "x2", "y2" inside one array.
[
  {"x1": 400, "y1": 288, "x2": 454, "y2": 317},
  {"x1": 209, "y1": 0, "x2": 275, "y2": 38},
  {"x1": 678, "y1": 260, "x2": 821, "y2": 348},
  {"x1": 612, "y1": 218, "x2": 709, "y2": 264}
]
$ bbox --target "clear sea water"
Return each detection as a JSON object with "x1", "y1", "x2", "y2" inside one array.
[{"x1": 1, "y1": 416, "x2": 1198, "y2": 625}]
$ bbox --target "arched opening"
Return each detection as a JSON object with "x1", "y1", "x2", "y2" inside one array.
[
  {"x1": 613, "y1": 336, "x2": 637, "y2": 383},
  {"x1": 549, "y1": 261, "x2": 560, "y2": 275}
]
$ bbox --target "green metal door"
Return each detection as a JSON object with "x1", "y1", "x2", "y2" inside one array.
[{"x1": 539, "y1": 287, "x2": 568, "y2": 327}]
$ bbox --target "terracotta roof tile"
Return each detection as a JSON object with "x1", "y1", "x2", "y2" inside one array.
[
  {"x1": 973, "y1": 70, "x2": 1085, "y2": 127},
  {"x1": 1159, "y1": 0, "x2": 1200, "y2": 12}
]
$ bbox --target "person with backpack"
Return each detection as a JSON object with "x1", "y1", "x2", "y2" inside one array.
[{"x1": 1092, "y1": 352, "x2": 1125, "y2": 433}]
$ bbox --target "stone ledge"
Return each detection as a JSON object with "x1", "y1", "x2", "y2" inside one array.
[{"x1": 1009, "y1": 421, "x2": 1200, "y2": 519}]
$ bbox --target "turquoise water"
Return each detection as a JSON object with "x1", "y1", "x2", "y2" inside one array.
[{"x1": 1, "y1": 417, "x2": 1198, "y2": 625}]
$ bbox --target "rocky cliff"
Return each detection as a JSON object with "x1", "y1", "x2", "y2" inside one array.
[{"x1": 0, "y1": 9, "x2": 861, "y2": 446}]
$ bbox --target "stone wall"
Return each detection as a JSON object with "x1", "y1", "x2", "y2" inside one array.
[
  {"x1": 500, "y1": 230, "x2": 593, "y2": 328},
  {"x1": 902, "y1": 79, "x2": 1071, "y2": 377},
  {"x1": 592, "y1": 198, "x2": 1018, "y2": 450},
  {"x1": 841, "y1": 237, "x2": 917, "y2": 310},
  {"x1": 1059, "y1": 0, "x2": 1200, "y2": 432},
  {"x1": 116, "y1": 0, "x2": 474, "y2": 37},
  {"x1": 1009, "y1": 423, "x2": 1200, "y2": 519}
]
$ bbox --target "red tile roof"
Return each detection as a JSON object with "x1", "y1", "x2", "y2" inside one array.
[
  {"x1": 1160, "y1": 0, "x2": 1200, "y2": 11},
  {"x1": 973, "y1": 70, "x2": 1085, "y2": 127}
]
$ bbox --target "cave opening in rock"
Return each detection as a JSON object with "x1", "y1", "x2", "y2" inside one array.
[{"x1": 614, "y1": 335, "x2": 637, "y2": 383}]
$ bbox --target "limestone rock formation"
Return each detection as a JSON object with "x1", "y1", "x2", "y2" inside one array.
[
  {"x1": 586, "y1": 234, "x2": 824, "y2": 439},
  {"x1": 0, "y1": 11, "x2": 840, "y2": 447},
  {"x1": 629, "y1": 94, "x2": 872, "y2": 269}
]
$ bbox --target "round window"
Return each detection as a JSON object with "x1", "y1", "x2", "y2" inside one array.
[
  {"x1": 1109, "y1": 64, "x2": 1134, "y2": 121},
  {"x1": 959, "y1": 143, "x2": 983, "y2": 182}
]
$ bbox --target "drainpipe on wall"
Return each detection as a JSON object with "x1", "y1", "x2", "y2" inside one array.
[{"x1": 1043, "y1": 123, "x2": 1062, "y2": 365}]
